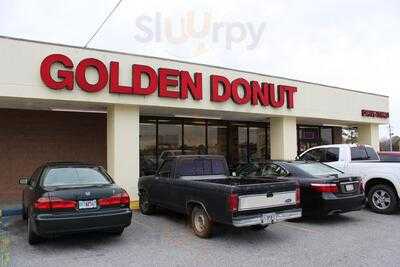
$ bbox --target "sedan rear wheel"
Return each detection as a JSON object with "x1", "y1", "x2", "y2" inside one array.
[
  {"x1": 368, "y1": 184, "x2": 398, "y2": 214},
  {"x1": 27, "y1": 216, "x2": 41, "y2": 245},
  {"x1": 191, "y1": 206, "x2": 212, "y2": 238}
]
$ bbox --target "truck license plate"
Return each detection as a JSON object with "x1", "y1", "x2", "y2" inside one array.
[
  {"x1": 78, "y1": 200, "x2": 97, "y2": 209},
  {"x1": 262, "y1": 213, "x2": 277, "y2": 224},
  {"x1": 345, "y1": 184, "x2": 354, "y2": 191}
]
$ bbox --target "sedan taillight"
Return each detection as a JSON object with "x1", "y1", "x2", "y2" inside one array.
[
  {"x1": 310, "y1": 183, "x2": 338, "y2": 193},
  {"x1": 34, "y1": 197, "x2": 77, "y2": 211},
  {"x1": 99, "y1": 191, "x2": 130, "y2": 207}
]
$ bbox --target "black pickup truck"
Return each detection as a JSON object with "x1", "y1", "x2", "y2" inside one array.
[{"x1": 138, "y1": 155, "x2": 302, "y2": 238}]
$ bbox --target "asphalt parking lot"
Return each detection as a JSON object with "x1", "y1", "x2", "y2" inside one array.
[{"x1": 1, "y1": 209, "x2": 400, "y2": 267}]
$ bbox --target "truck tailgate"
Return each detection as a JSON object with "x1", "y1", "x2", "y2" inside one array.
[
  {"x1": 232, "y1": 177, "x2": 299, "y2": 215},
  {"x1": 239, "y1": 190, "x2": 297, "y2": 211}
]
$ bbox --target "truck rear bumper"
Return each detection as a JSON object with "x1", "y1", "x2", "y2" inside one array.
[{"x1": 232, "y1": 208, "x2": 302, "y2": 227}]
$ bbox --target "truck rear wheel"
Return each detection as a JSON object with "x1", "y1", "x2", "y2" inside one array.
[
  {"x1": 191, "y1": 206, "x2": 213, "y2": 238},
  {"x1": 367, "y1": 184, "x2": 398, "y2": 214},
  {"x1": 139, "y1": 191, "x2": 156, "y2": 215}
]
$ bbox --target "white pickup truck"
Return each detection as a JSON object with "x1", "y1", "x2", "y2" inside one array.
[{"x1": 298, "y1": 144, "x2": 400, "y2": 214}]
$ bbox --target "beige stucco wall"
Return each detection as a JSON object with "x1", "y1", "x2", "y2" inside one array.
[
  {"x1": 0, "y1": 37, "x2": 390, "y2": 125},
  {"x1": 358, "y1": 124, "x2": 380, "y2": 151},
  {"x1": 107, "y1": 105, "x2": 140, "y2": 205},
  {"x1": 270, "y1": 117, "x2": 298, "y2": 160}
]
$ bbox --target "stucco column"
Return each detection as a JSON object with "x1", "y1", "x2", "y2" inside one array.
[
  {"x1": 357, "y1": 123, "x2": 380, "y2": 151},
  {"x1": 107, "y1": 104, "x2": 140, "y2": 209},
  {"x1": 270, "y1": 117, "x2": 298, "y2": 160}
]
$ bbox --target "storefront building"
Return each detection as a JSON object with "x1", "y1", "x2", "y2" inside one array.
[{"x1": 0, "y1": 36, "x2": 389, "y2": 208}]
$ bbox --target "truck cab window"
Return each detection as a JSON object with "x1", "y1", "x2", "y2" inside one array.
[
  {"x1": 365, "y1": 147, "x2": 379, "y2": 160},
  {"x1": 351, "y1": 147, "x2": 368, "y2": 160},
  {"x1": 158, "y1": 160, "x2": 172, "y2": 178}
]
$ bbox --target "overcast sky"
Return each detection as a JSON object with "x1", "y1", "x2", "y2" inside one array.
[{"x1": 0, "y1": 0, "x2": 398, "y2": 138}]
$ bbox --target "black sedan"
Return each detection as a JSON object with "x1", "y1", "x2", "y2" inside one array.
[
  {"x1": 244, "y1": 161, "x2": 365, "y2": 217},
  {"x1": 20, "y1": 162, "x2": 132, "y2": 244}
]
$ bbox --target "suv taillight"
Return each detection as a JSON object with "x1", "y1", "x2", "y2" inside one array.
[
  {"x1": 99, "y1": 191, "x2": 130, "y2": 207},
  {"x1": 228, "y1": 193, "x2": 238, "y2": 213},
  {"x1": 34, "y1": 197, "x2": 76, "y2": 211},
  {"x1": 311, "y1": 183, "x2": 338, "y2": 193}
]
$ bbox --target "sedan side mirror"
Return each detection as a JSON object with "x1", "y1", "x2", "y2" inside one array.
[
  {"x1": 19, "y1": 177, "x2": 29, "y2": 185},
  {"x1": 295, "y1": 156, "x2": 300, "y2": 160}
]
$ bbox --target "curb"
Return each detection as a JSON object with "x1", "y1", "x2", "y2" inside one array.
[{"x1": 130, "y1": 200, "x2": 139, "y2": 211}]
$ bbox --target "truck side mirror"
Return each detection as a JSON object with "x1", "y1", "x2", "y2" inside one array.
[{"x1": 19, "y1": 177, "x2": 29, "y2": 185}]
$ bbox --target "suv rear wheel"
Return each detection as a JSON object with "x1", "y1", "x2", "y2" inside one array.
[{"x1": 367, "y1": 184, "x2": 398, "y2": 214}]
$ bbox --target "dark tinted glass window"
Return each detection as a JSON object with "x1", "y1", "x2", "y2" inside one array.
[
  {"x1": 300, "y1": 148, "x2": 324, "y2": 161},
  {"x1": 203, "y1": 159, "x2": 212, "y2": 175},
  {"x1": 325, "y1": 148, "x2": 339, "y2": 162},
  {"x1": 42, "y1": 167, "x2": 110, "y2": 187},
  {"x1": 193, "y1": 159, "x2": 203, "y2": 175},
  {"x1": 212, "y1": 159, "x2": 226, "y2": 175},
  {"x1": 159, "y1": 160, "x2": 173, "y2": 178},
  {"x1": 365, "y1": 147, "x2": 379, "y2": 160},
  {"x1": 351, "y1": 147, "x2": 368, "y2": 160},
  {"x1": 178, "y1": 159, "x2": 204, "y2": 176},
  {"x1": 30, "y1": 167, "x2": 42, "y2": 187}
]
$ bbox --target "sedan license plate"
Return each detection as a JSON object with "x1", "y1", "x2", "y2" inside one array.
[
  {"x1": 262, "y1": 213, "x2": 277, "y2": 224},
  {"x1": 78, "y1": 200, "x2": 97, "y2": 209},
  {"x1": 345, "y1": 184, "x2": 355, "y2": 191}
]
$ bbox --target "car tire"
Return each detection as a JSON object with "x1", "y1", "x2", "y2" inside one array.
[
  {"x1": 139, "y1": 191, "x2": 156, "y2": 215},
  {"x1": 191, "y1": 206, "x2": 213, "y2": 238},
  {"x1": 250, "y1": 224, "x2": 269, "y2": 231},
  {"x1": 27, "y1": 216, "x2": 41, "y2": 245},
  {"x1": 367, "y1": 184, "x2": 398, "y2": 214}
]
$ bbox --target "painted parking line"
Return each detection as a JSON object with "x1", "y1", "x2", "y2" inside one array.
[
  {"x1": 0, "y1": 217, "x2": 11, "y2": 266},
  {"x1": 277, "y1": 222, "x2": 320, "y2": 234}
]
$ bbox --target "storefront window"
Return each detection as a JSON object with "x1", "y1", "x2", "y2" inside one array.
[
  {"x1": 158, "y1": 119, "x2": 182, "y2": 166},
  {"x1": 228, "y1": 124, "x2": 248, "y2": 169},
  {"x1": 139, "y1": 121, "x2": 157, "y2": 176},
  {"x1": 297, "y1": 126, "x2": 334, "y2": 154},
  {"x1": 298, "y1": 126, "x2": 320, "y2": 154},
  {"x1": 249, "y1": 127, "x2": 266, "y2": 163},
  {"x1": 207, "y1": 123, "x2": 227, "y2": 156},
  {"x1": 321, "y1": 128, "x2": 333, "y2": 145},
  {"x1": 139, "y1": 117, "x2": 269, "y2": 174},
  {"x1": 183, "y1": 122, "x2": 206, "y2": 155}
]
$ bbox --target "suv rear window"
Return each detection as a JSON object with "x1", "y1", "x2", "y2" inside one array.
[{"x1": 42, "y1": 167, "x2": 111, "y2": 187}]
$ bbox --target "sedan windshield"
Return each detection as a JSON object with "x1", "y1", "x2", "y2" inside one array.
[
  {"x1": 295, "y1": 162, "x2": 343, "y2": 176},
  {"x1": 42, "y1": 167, "x2": 111, "y2": 187}
]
